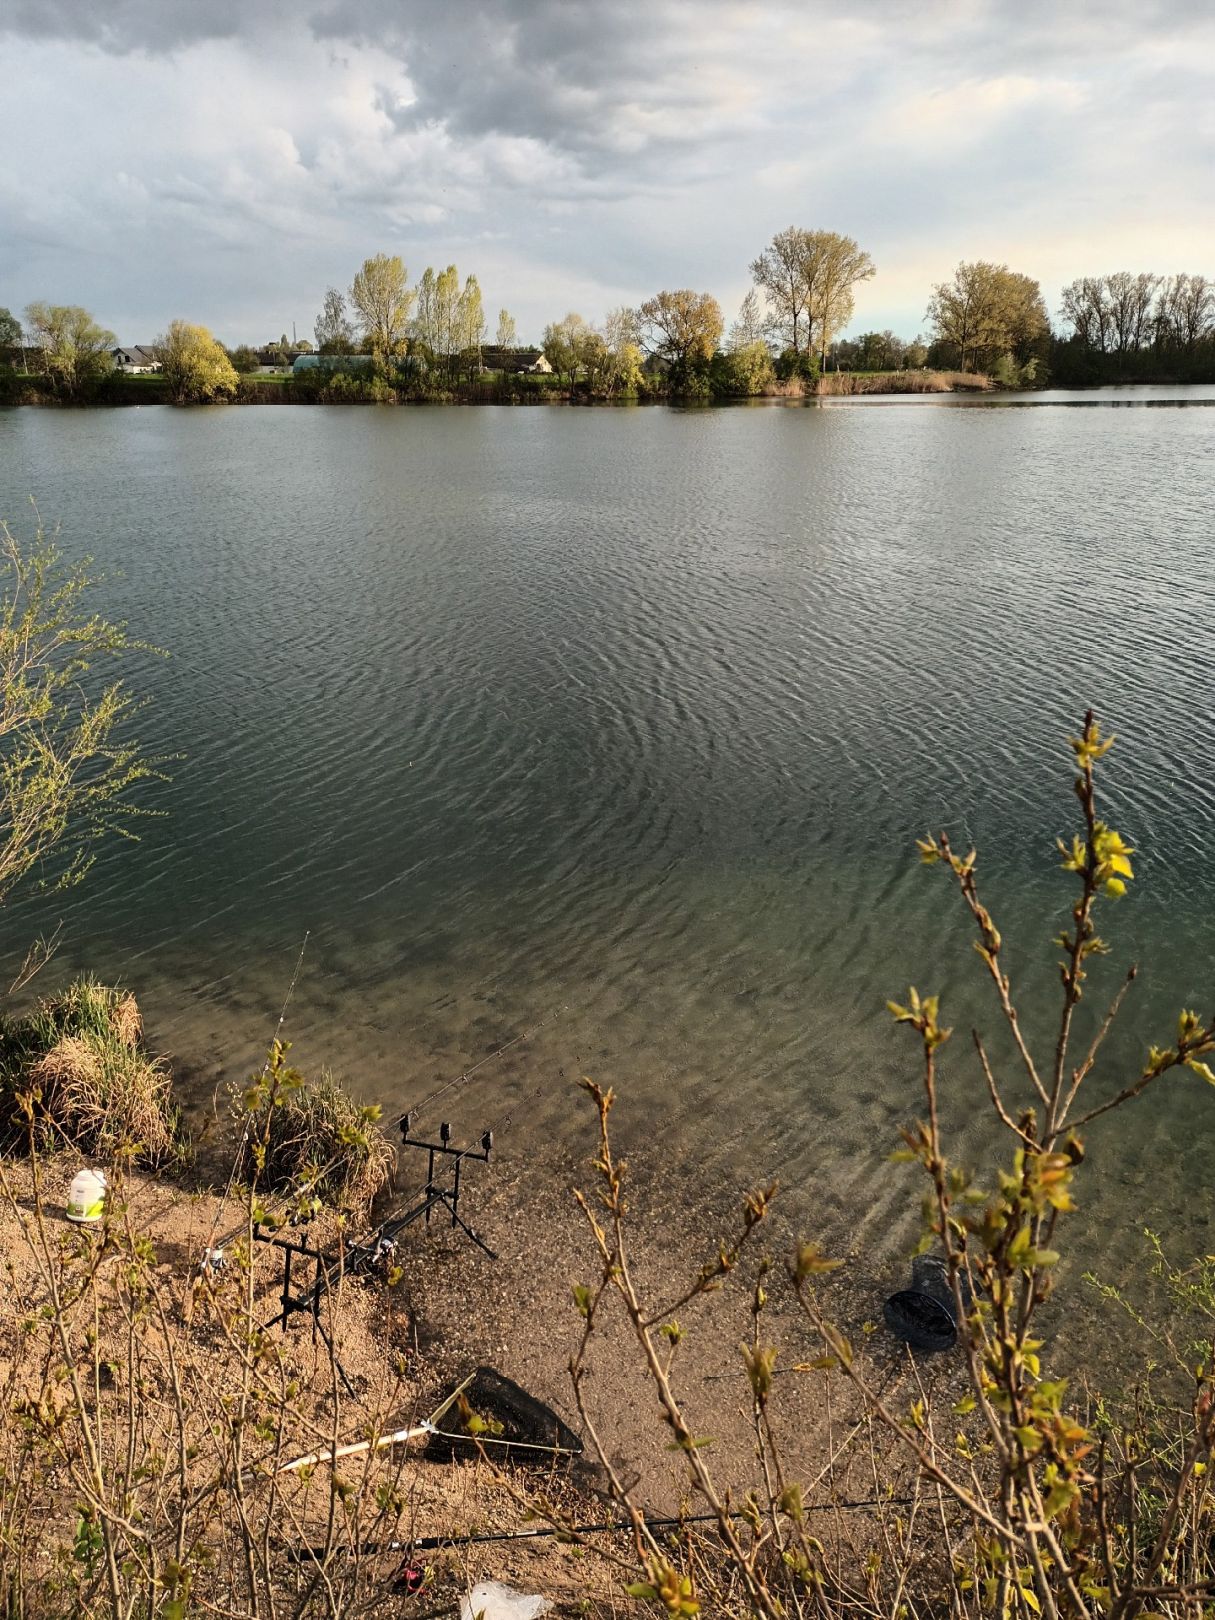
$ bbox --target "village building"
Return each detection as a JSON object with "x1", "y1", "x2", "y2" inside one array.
[
  {"x1": 478, "y1": 346, "x2": 552, "y2": 374},
  {"x1": 111, "y1": 345, "x2": 161, "y2": 373}
]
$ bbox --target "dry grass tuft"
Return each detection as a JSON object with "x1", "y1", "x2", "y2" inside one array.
[
  {"x1": 113, "y1": 992, "x2": 142, "y2": 1048},
  {"x1": 29, "y1": 1033, "x2": 100, "y2": 1092},
  {"x1": 0, "y1": 977, "x2": 179, "y2": 1165},
  {"x1": 816, "y1": 369, "x2": 992, "y2": 395}
]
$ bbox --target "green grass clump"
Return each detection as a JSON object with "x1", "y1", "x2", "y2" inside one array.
[
  {"x1": 244, "y1": 1063, "x2": 395, "y2": 1215},
  {"x1": 0, "y1": 976, "x2": 180, "y2": 1165}
]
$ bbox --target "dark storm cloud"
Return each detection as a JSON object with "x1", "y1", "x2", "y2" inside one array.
[{"x1": 0, "y1": 0, "x2": 268, "y2": 51}]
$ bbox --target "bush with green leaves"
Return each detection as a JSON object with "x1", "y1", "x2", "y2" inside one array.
[{"x1": 237, "y1": 1039, "x2": 394, "y2": 1215}]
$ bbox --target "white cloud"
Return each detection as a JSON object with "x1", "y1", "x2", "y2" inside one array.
[{"x1": 0, "y1": 2, "x2": 1213, "y2": 344}]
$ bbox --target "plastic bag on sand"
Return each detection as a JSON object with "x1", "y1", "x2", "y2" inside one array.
[{"x1": 460, "y1": 1582, "x2": 551, "y2": 1620}]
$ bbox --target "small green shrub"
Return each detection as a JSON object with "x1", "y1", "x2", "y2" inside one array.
[{"x1": 240, "y1": 1050, "x2": 394, "y2": 1215}]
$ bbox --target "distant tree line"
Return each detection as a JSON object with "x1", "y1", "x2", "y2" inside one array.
[
  {"x1": 1052, "y1": 272, "x2": 1215, "y2": 383},
  {"x1": 5, "y1": 235, "x2": 1215, "y2": 405}
]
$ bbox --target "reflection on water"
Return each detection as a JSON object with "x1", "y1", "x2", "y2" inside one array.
[{"x1": 0, "y1": 398, "x2": 1213, "y2": 1279}]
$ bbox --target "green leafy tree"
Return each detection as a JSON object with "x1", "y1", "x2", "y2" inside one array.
[
  {"x1": 927, "y1": 261, "x2": 1048, "y2": 374},
  {"x1": 154, "y1": 321, "x2": 239, "y2": 403},
  {"x1": 349, "y1": 254, "x2": 415, "y2": 366},
  {"x1": 411, "y1": 265, "x2": 467, "y2": 380},
  {"x1": 226, "y1": 344, "x2": 260, "y2": 374},
  {"x1": 23, "y1": 303, "x2": 115, "y2": 398},
  {"x1": 0, "y1": 516, "x2": 161, "y2": 908},
  {"x1": 543, "y1": 312, "x2": 592, "y2": 389},
  {"x1": 854, "y1": 329, "x2": 906, "y2": 371},
  {"x1": 810, "y1": 232, "x2": 875, "y2": 370},
  {"x1": 496, "y1": 308, "x2": 517, "y2": 350},
  {"x1": 433, "y1": 266, "x2": 462, "y2": 372},
  {"x1": 636, "y1": 289, "x2": 723, "y2": 387},
  {"x1": 610, "y1": 342, "x2": 645, "y2": 397},
  {"x1": 713, "y1": 339, "x2": 775, "y2": 396},
  {"x1": 0, "y1": 307, "x2": 20, "y2": 363},
  {"x1": 411, "y1": 267, "x2": 438, "y2": 361},
  {"x1": 456, "y1": 274, "x2": 486, "y2": 380}
]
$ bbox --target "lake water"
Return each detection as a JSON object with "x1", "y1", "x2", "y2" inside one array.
[{"x1": 1, "y1": 390, "x2": 1213, "y2": 1274}]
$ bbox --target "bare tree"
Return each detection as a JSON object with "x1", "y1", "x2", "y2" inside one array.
[
  {"x1": 749, "y1": 228, "x2": 816, "y2": 359},
  {"x1": 728, "y1": 289, "x2": 768, "y2": 352},
  {"x1": 1104, "y1": 270, "x2": 1161, "y2": 354},
  {"x1": 313, "y1": 287, "x2": 355, "y2": 353},
  {"x1": 1157, "y1": 273, "x2": 1214, "y2": 351},
  {"x1": 1059, "y1": 277, "x2": 1111, "y2": 353}
]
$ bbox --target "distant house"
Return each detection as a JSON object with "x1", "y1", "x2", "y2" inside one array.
[
  {"x1": 478, "y1": 346, "x2": 552, "y2": 375},
  {"x1": 292, "y1": 353, "x2": 375, "y2": 373},
  {"x1": 112, "y1": 345, "x2": 161, "y2": 374}
]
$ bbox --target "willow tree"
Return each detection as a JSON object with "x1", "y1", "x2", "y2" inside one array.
[
  {"x1": 23, "y1": 303, "x2": 115, "y2": 398},
  {"x1": 154, "y1": 321, "x2": 238, "y2": 403},
  {"x1": 0, "y1": 516, "x2": 161, "y2": 914}
]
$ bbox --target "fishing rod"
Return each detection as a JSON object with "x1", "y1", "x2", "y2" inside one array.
[{"x1": 284, "y1": 1496, "x2": 917, "y2": 1561}]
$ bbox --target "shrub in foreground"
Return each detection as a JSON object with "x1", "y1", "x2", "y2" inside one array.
[
  {"x1": 544, "y1": 714, "x2": 1215, "y2": 1618},
  {"x1": 238, "y1": 1040, "x2": 395, "y2": 1214}
]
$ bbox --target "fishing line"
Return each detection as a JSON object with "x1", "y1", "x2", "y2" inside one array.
[
  {"x1": 409, "y1": 1003, "x2": 567, "y2": 1120},
  {"x1": 200, "y1": 930, "x2": 311, "y2": 1260}
]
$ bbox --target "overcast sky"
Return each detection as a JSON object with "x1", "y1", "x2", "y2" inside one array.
[{"x1": 2, "y1": 0, "x2": 1213, "y2": 347}]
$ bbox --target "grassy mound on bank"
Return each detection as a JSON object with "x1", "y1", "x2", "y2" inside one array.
[
  {"x1": 239, "y1": 1052, "x2": 396, "y2": 1215},
  {"x1": 0, "y1": 976, "x2": 179, "y2": 1164}
]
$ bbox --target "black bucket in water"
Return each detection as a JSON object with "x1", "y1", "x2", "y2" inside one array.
[{"x1": 883, "y1": 1254, "x2": 964, "y2": 1352}]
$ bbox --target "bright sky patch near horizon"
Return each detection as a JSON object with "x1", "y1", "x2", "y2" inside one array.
[{"x1": 2, "y1": 0, "x2": 1213, "y2": 348}]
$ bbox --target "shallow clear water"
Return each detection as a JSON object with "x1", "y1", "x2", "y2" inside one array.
[{"x1": 1, "y1": 395, "x2": 1213, "y2": 1271}]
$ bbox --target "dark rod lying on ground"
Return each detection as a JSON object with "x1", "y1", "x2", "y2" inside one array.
[{"x1": 284, "y1": 1498, "x2": 916, "y2": 1560}]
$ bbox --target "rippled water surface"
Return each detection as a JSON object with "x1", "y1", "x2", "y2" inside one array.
[{"x1": 1, "y1": 396, "x2": 1213, "y2": 1267}]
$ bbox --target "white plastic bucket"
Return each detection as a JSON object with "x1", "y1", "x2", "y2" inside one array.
[{"x1": 66, "y1": 1168, "x2": 107, "y2": 1224}]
